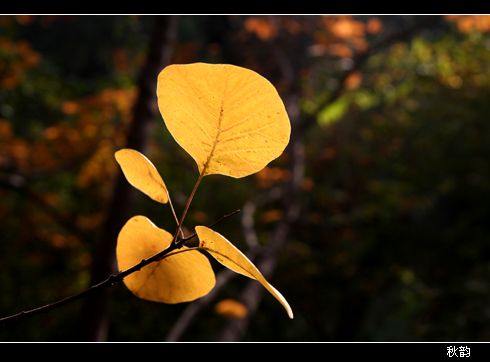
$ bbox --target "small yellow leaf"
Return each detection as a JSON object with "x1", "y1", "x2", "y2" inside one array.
[
  {"x1": 214, "y1": 299, "x2": 248, "y2": 319},
  {"x1": 157, "y1": 63, "x2": 291, "y2": 178},
  {"x1": 117, "y1": 216, "x2": 216, "y2": 304},
  {"x1": 115, "y1": 148, "x2": 168, "y2": 203},
  {"x1": 196, "y1": 226, "x2": 293, "y2": 319}
]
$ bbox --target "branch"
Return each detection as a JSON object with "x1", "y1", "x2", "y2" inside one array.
[
  {"x1": 0, "y1": 210, "x2": 240, "y2": 327},
  {"x1": 182, "y1": 209, "x2": 242, "y2": 244}
]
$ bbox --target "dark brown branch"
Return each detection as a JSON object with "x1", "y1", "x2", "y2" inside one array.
[
  {"x1": 0, "y1": 209, "x2": 240, "y2": 327},
  {"x1": 0, "y1": 246, "x2": 178, "y2": 327}
]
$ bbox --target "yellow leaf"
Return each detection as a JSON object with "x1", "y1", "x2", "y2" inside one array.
[
  {"x1": 157, "y1": 63, "x2": 291, "y2": 178},
  {"x1": 195, "y1": 226, "x2": 293, "y2": 319},
  {"x1": 214, "y1": 299, "x2": 248, "y2": 319},
  {"x1": 115, "y1": 148, "x2": 168, "y2": 203},
  {"x1": 117, "y1": 216, "x2": 215, "y2": 304}
]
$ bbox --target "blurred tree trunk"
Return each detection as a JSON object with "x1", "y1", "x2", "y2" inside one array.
[
  {"x1": 217, "y1": 92, "x2": 304, "y2": 341},
  {"x1": 77, "y1": 15, "x2": 177, "y2": 341}
]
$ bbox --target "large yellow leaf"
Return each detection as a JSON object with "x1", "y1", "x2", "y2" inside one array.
[
  {"x1": 195, "y1": 226, "x2": 293, "y2": 319},
  {"x1": 115, "y1": 148, "x2": 168, "y2": 203},
  {"x1": 157, "y1": 63, "x2": 291, "y2": 178},
  {"x1": 117, "y1": 216, "x2": 216, "y2": 304}
]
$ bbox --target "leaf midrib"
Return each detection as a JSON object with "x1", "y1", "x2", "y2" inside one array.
[{"x1": 201, "y1": 70, "x2": 229, "y2": 176}]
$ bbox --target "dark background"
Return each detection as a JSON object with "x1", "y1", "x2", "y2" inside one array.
[{"x1": 1, "y1": 15, "x2": 490, "y2": 342}]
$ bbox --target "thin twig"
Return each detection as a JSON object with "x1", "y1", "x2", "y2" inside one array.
[
  {"x1": 167, "y1": 191, "x2": 184, "y2": 239},
  {"x1": 155, "y1": 209, "x2": 241, "y2": 261},
  {"x1": 170, "y1": 173, "x2": 205, "y2": 246}
]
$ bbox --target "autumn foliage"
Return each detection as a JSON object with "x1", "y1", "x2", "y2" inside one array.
[
  {"x1": 115, "y1": 63, "x2": 293, "y2": 318},
  {"x1": 4, "y1": 15, "x2": 490, "y2": 342}
]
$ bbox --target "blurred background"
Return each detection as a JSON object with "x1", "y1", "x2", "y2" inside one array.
[{"x1": 1, "y1": 14, "x2": 490, "y2": 342}]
